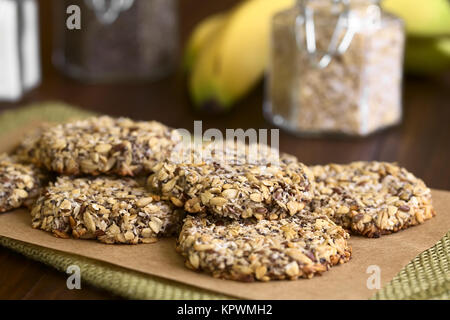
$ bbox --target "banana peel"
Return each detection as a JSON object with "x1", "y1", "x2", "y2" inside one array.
[
  {"x1": 382, "y1": 0, "x2": 450, "y2": 74},
  {"x1": 189, "y1": 30, "x2": 230, "y2": 111},
  {"x1": 382, "y1": 0, "x2": 450, "y2": 37},
  {"x1": 183, "y1": 13, "x2": 228, "y2": 72},
  {"x1": 188, "y1": 0, "x2": 295, "y2": 112},
  {"x1": 404, "y1": 37, "x2": 450, "y2": 75}
]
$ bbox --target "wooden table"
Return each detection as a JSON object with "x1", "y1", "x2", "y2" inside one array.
[{"x1": 0, "y1": 0, "x2": 449, "y2": 299}]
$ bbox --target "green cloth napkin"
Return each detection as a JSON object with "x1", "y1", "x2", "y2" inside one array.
[{"x1": 0, "y1": 102, "x2": 448, "y2": 300}]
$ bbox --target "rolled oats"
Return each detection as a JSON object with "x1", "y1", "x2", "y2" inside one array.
[
  {"x1": 27, "y1": 116, "x2": 182, "y2": 176},
  {"x1": 310, "y1": 161, "x2": 435, "y2": 237},
  {"x1": 177, "y1": 212, "x2": 351, "y2": 282},
  {"x1": 31, "y1": 176, "x2": 184, "y2": 244},
  {"x1": 168, "y1": 138, "x2": 290, "y2": 167}
]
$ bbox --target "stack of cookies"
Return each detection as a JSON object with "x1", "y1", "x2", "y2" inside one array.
[
  {"x1": 0, "y1": 115, "x2": 435, "y2": 282},
  {"x1": 11, "y1": 116, "x2": 186, "y2": 244}
]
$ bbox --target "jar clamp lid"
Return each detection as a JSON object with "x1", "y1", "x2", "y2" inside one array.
[
  {"x1": 85, "y1": 0, "x2": 135, "y2": 24},
  {"x1": 295, "y1": 0, "x2": 380, "y2": 69}
]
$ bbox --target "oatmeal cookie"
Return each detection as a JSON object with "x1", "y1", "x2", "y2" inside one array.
[
  {"x1": 31, "y1": 116, "x2": 182, "y2": 176},
  {"x1": 13, "y1": 123, "x2": 53, "y2": 164},
  {"x1": 148, "y1": 154, "x2": 314, "y2": 220},
  {"x1": 31, "y1": 176, "x2": 184, "y2": 244},
  {"x1": 0, "y1": 154, "x2": 46, "y2": 212},
  {"x1": 177, "y1": 213, "x2": 351, "y2": 281},
  {"x1": 310, "y1": 162, "x2": 435, "y2": 238},
  {"x1": 169, "y1": 138, "x2": 290, "y2": 167}
]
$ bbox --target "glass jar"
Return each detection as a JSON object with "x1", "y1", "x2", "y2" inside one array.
[
  {"x1": 0, "y1": 0, "x2": 41, "y2": 101},
  {"x1": 264, "y1": 0, "x2": 405, "y2": 136},
  {"x1": 53, "y1": 0, "x2": 178, "y2": 83}
]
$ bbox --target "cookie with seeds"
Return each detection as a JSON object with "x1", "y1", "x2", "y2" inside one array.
[
  {"x1": 177, "y1": 213, "x2": 351, "y2": 281},
  {"x1": 169, "y1": 138, "x2": 289, "y2": 167},
  {"x1": 31, "y1": 116, "x2": 182, "y2": 176},
  {"x1": 0, "y1": 154, "x2": 46, "y2": 212},
  {"x1": 148, "y1": 153, "x2": 314, "y2": 221},
  {"x1": 31, "y1": 176, "x2": 184, "y2": 244},
  {"x1": 13, "y1": 123, "x2": 52, "y2": 164},
  {"x1": 310, "y1": 161, "x2": 435, "y2": 238}
]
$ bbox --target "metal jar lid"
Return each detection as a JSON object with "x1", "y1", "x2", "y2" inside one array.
[
  {"x1": 85, "y1": 0, "x2": 135, "y2": 24},
  {"x1": 295, "y1": 0, "x2": 381, "y2": 68}
]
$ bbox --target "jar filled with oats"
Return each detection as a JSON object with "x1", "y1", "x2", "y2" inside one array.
[{"x1": 265, "y1": 0, "x2": 405, "y2": 136}]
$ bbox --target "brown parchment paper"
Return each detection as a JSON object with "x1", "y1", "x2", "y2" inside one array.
[
  {"x1": 0, "y1": 190, "x2": 448, "y2": 300},
  {"x1": 0, "y1": 127, "x2": 449, "y2": 300}
]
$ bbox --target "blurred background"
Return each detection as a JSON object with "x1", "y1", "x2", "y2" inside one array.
[{"x1": 0, "y1": 0, "x2": 449, "y2": 186}]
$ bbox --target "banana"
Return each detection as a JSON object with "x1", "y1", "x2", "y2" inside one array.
[
  {"x1": 436, "y1": 38, "x2": 450, "y2": 58},
  {"x1": 404, "y1": 37, "x2": 450, "y2": 75},
  {"x1": 183, "y1": 12, "x2": 228, "y2": 72},
  {"x1": 189, "y1": 0, "x2": 295, "y2": 112},
  {"x1": 382, "y1": 0, "x2": 450, "y2": 37}
]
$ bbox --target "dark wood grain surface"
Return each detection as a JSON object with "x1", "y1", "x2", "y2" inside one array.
[{"x1": 0, "y1": 0, "x2": 449, "y2": 299}]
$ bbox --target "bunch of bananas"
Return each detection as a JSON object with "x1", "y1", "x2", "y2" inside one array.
[
  {"x1": 184, "y1": 0, "x2": 295, "y2": 112},
  {"x1": 184, "y1": 0, "x2": 450, "y2": 112}
]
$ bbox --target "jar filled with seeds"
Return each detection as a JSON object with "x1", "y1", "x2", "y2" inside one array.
[
  {"x1": 53, "y1": 0, "x2": 178, "y2": 82},
  {"x1": 264, "y1": 0, "x2": 405, "y2": 136}
]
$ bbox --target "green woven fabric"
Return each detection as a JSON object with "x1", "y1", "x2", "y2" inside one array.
[
  {"x1": 372, "y1": 231, "x2": 450, "y2": 300},
  {"x1": 0, "y1": 101, "x2": 96, "y2": 136},
  {"x1": 0, "y1": 237, "x2": 228, "y2": 300},
  {"x1": 0, "y1": 102, "x2": 449, "y2": 300}
]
